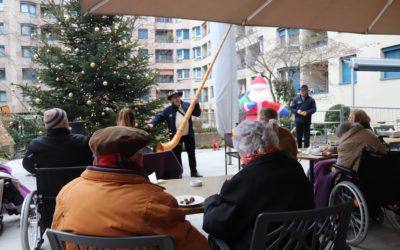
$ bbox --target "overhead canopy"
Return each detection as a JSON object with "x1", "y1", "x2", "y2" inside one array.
[{"x1": 81, "y1": 0, "x2": 400, "y2": 34}]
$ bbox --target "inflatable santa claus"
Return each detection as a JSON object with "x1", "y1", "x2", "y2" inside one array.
[{"x1": 239, "y1": 75, "x2": 289, "y2": 120}]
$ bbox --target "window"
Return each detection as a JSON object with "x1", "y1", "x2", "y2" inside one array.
[
  {"x1": 193, "y1": 67, "x2": 202, "y2": 80},
  {"x1": 155, "y1": 29, "x2": 174, "y2": 43},
  {"x1": 21, "y1": 24, "x2": 36, "y2": 36},
  {"x1": 176, "y1": 29, "x2": 189, "y2": 40},
  {"x1": 382, "y1": 45, "x2": 400, "y2": 79},
  {"x1": 155, "y1": 17, "x2": 173, "y2": 23},
  {"x1": 0, "y1": 68, "x2": 5, "y2": 80},
  {"x1": 201, "y1": 87, "x2": 208, "y2": 102},
  {"x1": 0, "y1": 23, "x2": 4, "y2": 35},
  {"x1": 0, "y1": 46, "x2": 4, "y2": 57},
  {"x1": 178, "y1": 89, "x2": 191, "y2": 99},
  {"x1": 210, "y1": 86, "x2": 214, "y2": 98},
  {"x1": 0, "y1": 1, "x2": 3, "y2": 12},
  {"x1": 340, "y1": 55, "x2": 357, "y2": 84},
  {"x1": 192, "y1": 26, "x2": 201, "y2": 39},
  {"x1": 277, "y1": 28, "x2": 299, "y2": 47},
  {"x1": 21, "y1": 2, "x2": 37, "y2": 16},
  {"x1": 41, "y1": 5, "x2": 55, "y2": 19},
  {"x1": 0, "y1": 91, "x2": 6, "y2": 103},
  {"x1": 156, "y1": 69, "x2": 174, "y2": 83},
  {"x1": 22, "y1": 68, "x2": 37, "y2": 80},
  {"x1": 138, "y1": 49, "x2": 148, "y2": 58},
  {"x1": 177, "y1": 49, "x2": 190, "y2": 60},
  {"x1": 22, "y1": 46, "x2": 34, "y2": 58},
  {"x1": 155, "y1": 50, "x2": 173, "y2": 63},
  {"x1": 41, "y1": 25, "x2": 59, "y2": 40},
  {"x1": 138, "y1": 29, "x2": 148, "y2": 39},
  {"x1": 177, "y1": 69, "x2": 190, "y2": 80},
  {"x1": 278, "y1": 67, "x2": 300, "y2": 91},
  {"x1": 193, "y1": 47, "x2": 201, "y2": 59}
]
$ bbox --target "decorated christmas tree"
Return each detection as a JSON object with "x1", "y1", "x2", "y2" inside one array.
[{"x1": 18, "y1": 0, "x2": 163, "y2": 135}]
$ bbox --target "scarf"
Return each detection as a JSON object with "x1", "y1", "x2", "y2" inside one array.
[{"x1": 241, "y1": 146, "x2": 281, "y2": 167}]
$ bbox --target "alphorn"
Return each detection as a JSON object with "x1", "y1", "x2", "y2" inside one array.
[{"x1": 157, "y1": 24, "x2": 233, "y2": 152}]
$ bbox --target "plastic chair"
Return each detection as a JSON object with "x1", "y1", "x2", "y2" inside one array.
[
  {"x1": 224, "y1": 133, "x2": 240, "y2": 175},
  {"x1": 210, "y1": 202, "x2": 353, "y2": 250},
  {"x1": 46, "y1": 229, "x2": 175, "y2": 250}
]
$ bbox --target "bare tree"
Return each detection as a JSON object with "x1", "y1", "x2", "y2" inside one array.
[{"x1": 238, "y1": 29, "x2": 358, "y2": 105}]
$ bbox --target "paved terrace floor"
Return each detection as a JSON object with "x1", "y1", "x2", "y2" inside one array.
[{"x1": 1, "y1": 149, "x2": 400, "y2": 249}]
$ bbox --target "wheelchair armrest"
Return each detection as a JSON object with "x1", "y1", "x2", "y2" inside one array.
[{"x1": 332, "y1": 164, "x2": 356, "y2": 176}]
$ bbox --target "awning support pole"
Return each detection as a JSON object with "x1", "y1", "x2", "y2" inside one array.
[
  {"x1": 84, "y1": 0, "x2": 110, "y2": 16},
  {"x1": 367, "y1": 0, "x2": 394, "y2": 33},
  {"x1": 242, "y1": 0, "x2": 273, "y2": 25}
]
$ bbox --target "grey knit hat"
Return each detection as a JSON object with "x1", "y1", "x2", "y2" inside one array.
[{"x1": 43, "y1": 108, "x2": 69, "y2": 129}]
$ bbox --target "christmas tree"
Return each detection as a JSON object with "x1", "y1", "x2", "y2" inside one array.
[{"x1": 18, "y1": 0, "x2": 163, "y2": 135}]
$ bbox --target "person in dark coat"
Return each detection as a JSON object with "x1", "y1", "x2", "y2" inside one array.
[
  {"x1": 290, "y1": 84, "x2": 317, "y2": 148},
  {"x1": 22, "y1": 108, "x2": 93, "y2": 235},
  {"x1": 203, "y1": 120, "x2": 314, "y2": 250},
  {"x1": 148, "y1": 91, "x2": 202, "y2": 177},
  {"x1": 23, "y1": 108, "x2": 93, "y2": 174}
]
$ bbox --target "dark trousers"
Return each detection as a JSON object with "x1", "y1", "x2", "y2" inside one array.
[
  {"x1": 172, "y1": 135, "x2": 198, "y2": 174},
  {"x1": 296, "y1": 122, "x2": 311, "y2": 148}
]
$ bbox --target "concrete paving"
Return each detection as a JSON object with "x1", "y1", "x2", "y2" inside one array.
[{"x1": 1, "y1": 149, "x2": 400, "y2": 249}]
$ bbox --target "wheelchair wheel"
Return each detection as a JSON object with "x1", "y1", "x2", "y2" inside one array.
[
  {"x1": 329, "y1": 181, "x2": 369, "y2": 246},
  {"x1": 385, "y1": 206, "x2": 400, "y2": 231},
  {"x1": 20, "y1": 191, "x2": 42, "y2": 250}
]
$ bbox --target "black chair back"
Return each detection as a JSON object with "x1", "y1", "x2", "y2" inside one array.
[
  {"x1": 35, "y1": 166, "x2": 87, "y2": 231},
  {"x1": 46, "y1": 229, "x2": 175, "y2": 250},
  {"x1": 224, "y1": 133, "x2": 240, "y2": 175},
  {"x1": 250, "y1": 202, "x2": 354, "y2": 250}
]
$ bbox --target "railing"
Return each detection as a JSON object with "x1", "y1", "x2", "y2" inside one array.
[
  {"x1": 346, "y1": 106, "x2": 400, "y2": 129},
  {"x1": 155, "y1": 37, "x2": 174, "y2": 43}
]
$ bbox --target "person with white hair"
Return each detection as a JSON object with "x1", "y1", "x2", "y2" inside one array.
[{"x1": 203, "y1": 120, "x2": 314, "y2": 250}]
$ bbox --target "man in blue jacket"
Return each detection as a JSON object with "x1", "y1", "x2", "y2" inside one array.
[
  {"x1": 148, "y1": 91, "x2": 203, "y2": 177},
  {"x1": 290, "y1": 85, "x2": 317, "y2": 148}
]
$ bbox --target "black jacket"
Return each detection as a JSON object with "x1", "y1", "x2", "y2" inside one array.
[
  {"x1": 290, "y1": 95, "x2": 317, "y2": 124},
  {"x1": 203, "y1": 151, "x2": 314, "y2": 250},
  {"x1": 22, "y1": 128, "x2": 93, "y2": 174},
  {"x1": 150, "y1": 101, "x2": 201, "y2": 137}
]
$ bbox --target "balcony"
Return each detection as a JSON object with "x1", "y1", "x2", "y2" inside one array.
[{"x1": 155, "y1": 36, "x2": 174, "y2": 43}]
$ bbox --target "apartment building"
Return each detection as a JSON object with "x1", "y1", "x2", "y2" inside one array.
[
  {"x1": 135, "y1": 17, "x2": 216, "y2": 127},
  {"x1": 235, "y1": 26, "x2": 400, "y2": 111},
  {"x1": 0, "y1": 0, "x2": 49, "y2": 112}
]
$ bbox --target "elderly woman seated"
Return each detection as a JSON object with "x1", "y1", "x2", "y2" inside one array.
[
  {"x1": 336, "y1": 122, "x2": 386, "y2": 172},
  {"x1": 203, "y1": 120, "x2": 314, "y2": 250}
]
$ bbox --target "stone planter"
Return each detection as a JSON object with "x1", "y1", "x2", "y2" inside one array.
[{"x1": 195, "y1": 132, "x2": 222, "y2": 148}]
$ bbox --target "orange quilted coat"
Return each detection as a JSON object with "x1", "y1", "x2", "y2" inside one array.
[{"x1": 52, "y1": 168, "x2": 210, "y2": 250}]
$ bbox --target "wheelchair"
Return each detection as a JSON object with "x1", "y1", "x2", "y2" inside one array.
[
  {"x1": 328, "y1": 147, "x2": 400, "y2": 246},
  {"x1": 20, "y1": 166, "x2": 87, "y2": 250}
]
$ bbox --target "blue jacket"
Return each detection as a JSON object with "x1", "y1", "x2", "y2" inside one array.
[
  {"x1": 290, "y1": 95, "x2": 316, "y2": 124},
  {"x1": 150, "y1": 101, "x2": 201, "y2": 137}
]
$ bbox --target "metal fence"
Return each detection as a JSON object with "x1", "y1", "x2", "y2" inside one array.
[{"x1": 346, "y1": 106, "x2": 400, "y2": 129}]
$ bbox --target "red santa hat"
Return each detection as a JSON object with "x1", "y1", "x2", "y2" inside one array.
[{"x1": 251, "y1": 75, "x2": 270, "y2": 85}]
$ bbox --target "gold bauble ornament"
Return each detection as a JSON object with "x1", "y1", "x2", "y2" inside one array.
[
  {"x1": 34, "y1": 54, "x2": 39, "y2": 59},
  {"x1": 46, "y1": 49, "x2": 50, "y2": 53},
  {"x1": 35, "y1": 98, "x2": 42, "y2": 104},
  {"x1": 81, "y1": 70, "x2": 85, "y2": 74},
  {"x1": 68, "y1": 92, "x2": 73, "y2": 98},
  {"x1": 36, "y1": 85, "x2": 41, "y2": 89},
  {"x1": 90, "y1": 62, "x2": 96, "y2": 68},
  {"x1": 56, "y1": 77, "x2": 60, "y2": 81},
  {"x1": 86, "y1": 100, "x2": 92, "y2": 105},
  {"x1": 101, "y1": 112, "x2": 105, "y2": 116},
  {"x1": 94, "y1": 27, "x2": 100, "y2": 32},
  {"x1": 38, "y1": 131, "x2": 43, "y2": 135},
  {"x1": 75, "y1": 48, "x2": 79, "y2": 53},
  {"x1": 126, "y1": 75, "x2": 131, "y2": 80},
  {"x1": 102, "y1": 81, "x2": 108, "y2": 86}
]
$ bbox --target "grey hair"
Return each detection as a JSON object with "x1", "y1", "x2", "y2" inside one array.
[
  {"x1": 336, "y1": 122, "x2": 357, "y2": 138},
  {"x1": 233, "y1": 120, "x2": 279, "y2": 155}
]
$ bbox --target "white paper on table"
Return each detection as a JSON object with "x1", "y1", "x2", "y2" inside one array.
[{"x1": 148, "y1": 172, "x2": 158, "y2": 184}]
